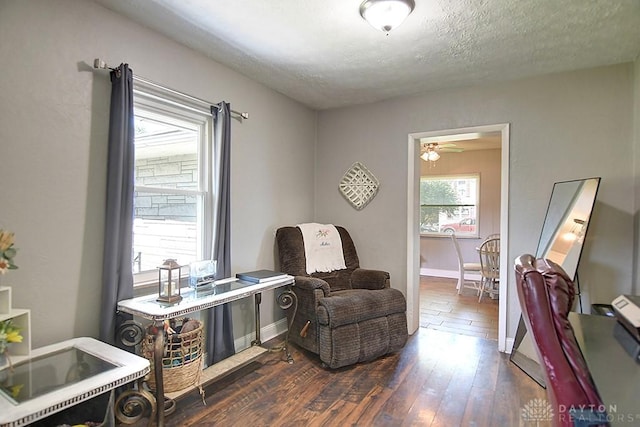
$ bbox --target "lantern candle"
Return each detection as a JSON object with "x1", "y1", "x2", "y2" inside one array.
[{"x1": 157, "y1": 259, "x2": 184, "y2": 304}]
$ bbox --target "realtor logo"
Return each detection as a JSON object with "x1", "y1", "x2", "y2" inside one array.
[{"x1": 522, "y1": 398, "x2": 554, "y2": 425}]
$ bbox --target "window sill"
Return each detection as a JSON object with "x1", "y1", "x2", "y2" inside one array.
[
  {"x1": 420, "y1": 233, "x2": 480, "y2": 239},
  {"x1": 133, "y1": 274, "x2": 190, "y2": 298},
  {"x1": 133, "y1": 280, "x2": 158, "y2": 298}
]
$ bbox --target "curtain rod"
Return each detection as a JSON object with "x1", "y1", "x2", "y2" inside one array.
[{"x1": 93, "y1": 58, "x2": 249, "y2": 120}]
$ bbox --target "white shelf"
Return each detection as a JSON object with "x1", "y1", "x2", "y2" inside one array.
[
  {"x1": 1, "y1": 308, "x2": 31, "y2": 358},
  {"x1": 0, "y1": 288, "x2": 31, "y2": 368},
  {"x1": 0, "y1": 286, "x2": 11, "y2": 314}
]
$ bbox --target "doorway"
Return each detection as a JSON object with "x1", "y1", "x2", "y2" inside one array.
[{"x1": 406, "y1": 123, "x2": 510, "y2": 351}]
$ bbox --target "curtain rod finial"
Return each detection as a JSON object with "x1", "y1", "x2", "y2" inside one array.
[{"x1": 93, "y1": 58, "x2": 108, "y2": 69}]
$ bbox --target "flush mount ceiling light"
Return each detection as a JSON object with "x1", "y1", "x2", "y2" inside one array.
[{"x1": 359, "y1": 0, "x2": 416, "y2": 34}]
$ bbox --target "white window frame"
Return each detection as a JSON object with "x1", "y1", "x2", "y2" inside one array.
[
  {"x1": 420, "y1": 173, "x2": 480, "y2": 238},
  {"x1": 132, "y1": 84, "x2": 214, "y2": 288}
]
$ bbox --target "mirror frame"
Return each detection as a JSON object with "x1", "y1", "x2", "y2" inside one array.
[{"x1": 509, "y1": 177, "x2": 601, "y2": 387}]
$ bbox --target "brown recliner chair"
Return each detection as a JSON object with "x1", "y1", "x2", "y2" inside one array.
[
  {"x1": 514, "y1": 255, "x2": 608, "y2": 427},
  {"x1": 275, "y1": 225, "x2": 408, "y2": 369}
]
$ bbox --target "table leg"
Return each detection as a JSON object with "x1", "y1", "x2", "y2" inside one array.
[
  {"x1": 276, "y1": 288, "x2": 296, "y2": 364},
  {"x1": 114, "y1": 378, "x2": 157, "y2": 425},
  {"x1": 154, "y1": 325, "x2": 165, "y2": 427},
  {"x1": 251, "y1": 292, "x2": 262, "y2": 346}
]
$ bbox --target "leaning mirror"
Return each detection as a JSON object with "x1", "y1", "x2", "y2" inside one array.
[{"x1": 510, "y1": 177, "x2": 601, "y2": 386}]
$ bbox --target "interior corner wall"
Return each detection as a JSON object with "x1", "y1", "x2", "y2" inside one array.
[
  {"x1": 315, "y1": 63, "x2": 635, "y2": 341},
  {"x1": 0, "y1": 0, "x2": 316, "y2": 348},
  {"x1": 633, "y1": 54, "x2": 640, "y2": 294}
]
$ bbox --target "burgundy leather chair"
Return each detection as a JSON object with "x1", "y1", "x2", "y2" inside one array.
[{"x1": 514, "y1": 255, "x2": 609, "y2": 427}]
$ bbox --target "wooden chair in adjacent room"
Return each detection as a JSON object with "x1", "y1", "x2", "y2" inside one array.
[
  {"x1": 478, "y1": 236, "x2": 500, "y2": 302},
  {"x1": 450, "y1": 232, "x2": 482, "y2": 297}
]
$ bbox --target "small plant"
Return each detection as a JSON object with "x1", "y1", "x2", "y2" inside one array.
[
  {"x1": 0, "y1": 230, "x2": 18, "y2": 274},
  {"x1": 0, "y1": 319, "x2": 23, "y2": 356}
]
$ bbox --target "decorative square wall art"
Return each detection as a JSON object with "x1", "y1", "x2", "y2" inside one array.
[{"x1": 339, "y1": 162, "x2": 380, "y2": 210}]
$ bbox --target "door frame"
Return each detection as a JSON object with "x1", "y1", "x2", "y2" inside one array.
[{"x1": 406, "y1": 123, "x2": 510, "y2": 351}]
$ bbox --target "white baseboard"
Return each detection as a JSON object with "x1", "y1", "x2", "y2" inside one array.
[
  {"x1": 420, "y1": 268, "x2": 482, "y2": 281},
  {"x1": 504, "y1": 337, "x2": 514, "y2": 354},
  {"x1": 231, "y1": 317, "x2": 516, "y2": 355},
  {"x1": 420, "y1": 268, "x2": 455, "y2": 278},
  {"x1": 234, "y1": 317, "x2": 289, "y2": 352},
  {"x1": 201, "y1": 318, "x2": 288, "y2": 369}
]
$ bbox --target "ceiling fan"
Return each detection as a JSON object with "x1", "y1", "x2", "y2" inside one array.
[{"x1": 420, "y1": 142, "x2": 464, "y2": 162}]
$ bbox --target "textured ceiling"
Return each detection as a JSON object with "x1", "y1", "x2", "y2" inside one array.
[{"x1": 93, "y1": 0, "x2": 640, "y2": 110}]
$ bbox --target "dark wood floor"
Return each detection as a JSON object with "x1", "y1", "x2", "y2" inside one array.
[{"x1": 131, "y1": 326, "x2": 548, "y2": 427}]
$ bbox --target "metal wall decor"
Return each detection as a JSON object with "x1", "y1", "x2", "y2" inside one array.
[{"x1": 339, "y1": 162, "x2": 380, "y2": 210}]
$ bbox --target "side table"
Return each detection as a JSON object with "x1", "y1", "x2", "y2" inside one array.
[
  {"x1": 117, "y1": 275, "x2": 295, "y2": 427},
  {"x1": 0, "y1": 337, "x2": 150, "y2": 427}
]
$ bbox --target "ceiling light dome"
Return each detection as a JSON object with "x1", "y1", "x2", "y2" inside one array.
[{"x1": 359, "y1": 0, "x2": 415, "y2": 34}]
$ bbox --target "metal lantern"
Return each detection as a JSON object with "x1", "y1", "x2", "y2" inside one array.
[{"x1": 157, "y1": 259, "x2": 184, "y2": 304}]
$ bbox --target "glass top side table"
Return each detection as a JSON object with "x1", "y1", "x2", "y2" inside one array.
[
  {"x1": 118, "y1": 276, "x2": 294, "y2": 321},
  {"x1": 117, "y1": 275, "x2": 295, "y2": 427},
  {"x1": 0, "y1": 337, "x2": 150, "y2": 427}
]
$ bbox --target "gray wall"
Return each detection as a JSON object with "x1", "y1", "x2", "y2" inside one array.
[
  {"x1": 0, "y1": 0, "x2": 316, "y2": 348},
  {"x1": 316, "y1": 63, "x2": 636, "y2": 340},
  {"x1": 634, "y1": 54, "x2": 640, "y2": 294}
]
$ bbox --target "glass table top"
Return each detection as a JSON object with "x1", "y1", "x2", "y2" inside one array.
[
  {"x1": 0, "y1": 346, "x2": 118, "y2": 405},
  {"x1": 146, "y1": 280, "x2": 244, "y2": 308},
  {"x1": 118, "y1": 276, "x2": 294, "y2": 320}
]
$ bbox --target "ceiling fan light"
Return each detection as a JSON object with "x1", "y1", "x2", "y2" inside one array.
[
  {"x1": 428, "y1": 151, "x2": 440, "y2": 161},
  {"x1": 359, "y1": 0, "x2": 415, "y2": 34},
  {"x1": 420, "y1": 152, "x2": 431, "y2": 162}
]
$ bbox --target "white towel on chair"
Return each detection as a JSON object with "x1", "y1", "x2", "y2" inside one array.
[{"x1": 296, "y1": 223, "x2": 347, "y2": 274}]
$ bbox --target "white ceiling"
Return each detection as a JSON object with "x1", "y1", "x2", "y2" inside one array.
[
  {"x1": 420, "y1": 131, "x2": 502, "y2": 152},
  {"x1": 93, "y1": 0, "x2": 640, "y2": 110}
]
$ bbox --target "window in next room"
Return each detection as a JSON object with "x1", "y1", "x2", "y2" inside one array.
[{"x1": 420, "y1": 174, "x2": 480, "y2": 238}]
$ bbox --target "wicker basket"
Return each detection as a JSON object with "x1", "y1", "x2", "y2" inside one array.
[{"x1": 141, "y1": 319, "x2": 204, "y2": 393}]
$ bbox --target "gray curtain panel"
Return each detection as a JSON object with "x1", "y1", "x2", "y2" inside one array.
[
  {"x1": 99, "y1": 64, "x2": 135, "y2": 347},
  {"x1": 207, "y1": 102, "x2": 235, "y2": 365}
]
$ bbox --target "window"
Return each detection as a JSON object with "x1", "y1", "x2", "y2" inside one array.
[
  {"x1": 420, "y1": 174, "x2": 480, "y2": 238},
  {"x1": 132, "y1": 86, "x2": 213, "y2": 285}
]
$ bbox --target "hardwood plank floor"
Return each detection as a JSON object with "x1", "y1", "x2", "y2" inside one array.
[
  {"x1": 128, "y1": 327, "x2": 548, "y2": 426},
  {"x1": 420, "y1": 275, "x2": 499, "y2": 340}
]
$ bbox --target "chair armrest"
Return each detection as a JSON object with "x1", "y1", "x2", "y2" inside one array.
[
  {"x1": 294, "y1": 276, "x2": 331, "y2": 297},
  {"x1": 351, "y1": 268, "x2": 390, "y2": 290}
]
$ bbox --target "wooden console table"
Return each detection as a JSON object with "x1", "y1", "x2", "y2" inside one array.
[
  {"x1": 117, "y1": 275, "x2": 295, "y2": 427},
  {"x1": 0, "y1": 337, "x2": 149, "y2": 427}
]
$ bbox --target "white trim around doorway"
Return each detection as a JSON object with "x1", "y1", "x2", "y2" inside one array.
[{"x1": 406, "y1": 123, "x2": 510, "y2": 351}]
